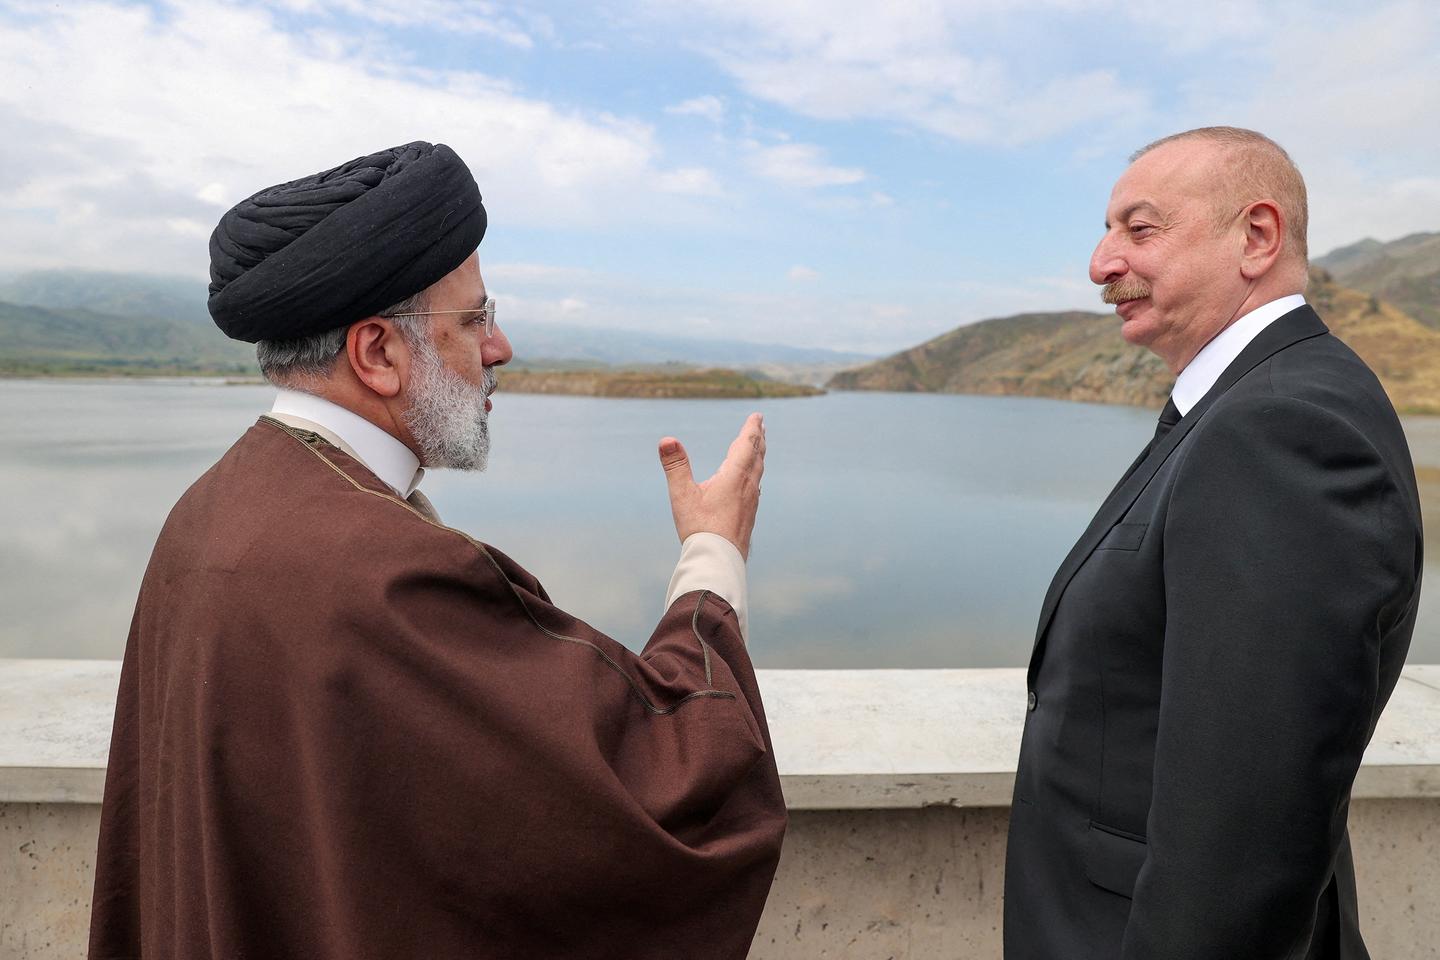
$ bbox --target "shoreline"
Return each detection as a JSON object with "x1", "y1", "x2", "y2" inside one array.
[
  {"x1": 8, "y1": 372, "x2": 1440, "y2": 415},
  {"x1": 0, "y1": 369, "x2": 826, "y2": 400}
]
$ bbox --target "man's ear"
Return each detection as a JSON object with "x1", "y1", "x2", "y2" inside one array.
[
  {"x1": 1239, "y1": 200, "x2": 1284, "y2": 280},
  {"x1": 345, "y1": 318, "x2": 406, "y2": 398}
]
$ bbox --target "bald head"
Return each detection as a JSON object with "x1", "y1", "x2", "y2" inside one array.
[
  {"x1": 1091, "y1": 127, "x2": 1310, "y2": 372},
  {"x1": 1133, "y1": 126, "x2": 1309, "y2": 264}
]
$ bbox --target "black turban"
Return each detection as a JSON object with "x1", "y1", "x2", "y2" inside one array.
[{"x1": 207, "y1": 141, "x2": 486, "y2": 343}]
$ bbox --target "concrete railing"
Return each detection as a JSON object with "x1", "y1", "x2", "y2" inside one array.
[{"x1": 4, "y1": 659, "x2": 1439, "y2": 958}]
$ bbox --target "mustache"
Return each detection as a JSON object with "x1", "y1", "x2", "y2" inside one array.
[
  {"x1": 481, "y1": 367, "x2": 498, "y2": 396},
  {"x1": 1102, "y1": 278, "x2": 1151, "y2": 305}
]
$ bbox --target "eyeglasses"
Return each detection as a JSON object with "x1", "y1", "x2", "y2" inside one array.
[{"x1": 388, "y1": 296, "x2": 497, "y2": 338}]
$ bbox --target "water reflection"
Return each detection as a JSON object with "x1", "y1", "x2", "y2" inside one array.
[{"x1": 3, "y1": 379, "x2": 1436, "y2": 666}]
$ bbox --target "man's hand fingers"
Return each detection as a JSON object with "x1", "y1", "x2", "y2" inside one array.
[
  {"x1": 724, "y1": 413, "x2": 765, "y2": 472},
  {"x1": 658, "y1": 437, "x2": 695, "y2": 496}
]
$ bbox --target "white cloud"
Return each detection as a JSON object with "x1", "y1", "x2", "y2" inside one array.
[
  {"x1": 657, "y1": 166, "x2": 723, "y2": 196},
  {"x1": 164, "y1": 218, "x2": 213, "y2": 240},
  {"x1": 869, "y1": 303, "x2": 911, "y2": 321},
  {"x1": 263, "y1": 0, "x2": 536, "y2": 48},
  {"x1": 0, "y1": 0, "x2": 717, "y2": 275},
  {"x1": 482, "y1": 262, "x2": 606, "y2": 286},
  {"x1": 663, "y1": 0, "x2": 1150, "y2": 147},
  {"x1": 473, "y1": 248, "x2": 1114, "y2": 353},
  {"x1": 1158, "y1": 0, "x2": 1440, "y2": 252},
  {"x1": 665, "y1": 95, "x2": 726, "y2": 124},
  {"x1": 196, "y1": 183, "x2": 229, "y2": 206},
  {"x1": 654, "y1": 0, "x2": 1440, "y2": 247},
  {"x1": 745, "y1": 140, "x2": 865, "y2": 188}
]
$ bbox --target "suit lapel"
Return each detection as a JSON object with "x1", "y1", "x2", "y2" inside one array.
[{"x1": 1026, "y1": 306, "x2": 1329, "y2": 681}]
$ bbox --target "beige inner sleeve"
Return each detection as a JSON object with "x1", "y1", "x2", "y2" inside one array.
[{"x1": 665, "y1": 532, "x2": 749, "y2": 643}]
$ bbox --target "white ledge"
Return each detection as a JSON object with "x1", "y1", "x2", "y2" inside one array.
[{"x1": 3, "y1": 659, "x2": 1440, "y2": 808}]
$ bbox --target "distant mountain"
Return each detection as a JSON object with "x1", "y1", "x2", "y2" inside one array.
[
  {"x1": 830, "y1": 271, "x2": 1440, "y2": 414},
  {"x1": 0, "y1": 269, "x2": 871, "y2": 373},
  {"x1": 1316, "y1": 232, "x2": 1440, "y2": 329},
  {"x1": 0, "y1": 270, "x2": 209, "y2": 327},
  {"x1": 510, "y1": 322, "x2": 870, "y2": 368},
  {"x1": 0, "y1": 299, "x2": 255, "y2": 375},
  {"x1": 499, "y1": 367, "x2": 824, "y2": 399}
]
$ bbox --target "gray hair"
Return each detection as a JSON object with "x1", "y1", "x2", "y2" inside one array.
[{"x1": 255, "y1": 289, "x2": 432, "y2": 387}]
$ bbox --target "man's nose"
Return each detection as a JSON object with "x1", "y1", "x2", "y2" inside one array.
[
  {"x1": 1090, "y1": 233, "x2": 1126, "y2": 286},
  {"x1": 483, "y1": 323, "x2": 513, "y2": 367}
]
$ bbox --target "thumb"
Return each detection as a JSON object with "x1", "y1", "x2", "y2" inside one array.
[{"x1": 658, "y1": 437, "x2": 694, "y2": 494}]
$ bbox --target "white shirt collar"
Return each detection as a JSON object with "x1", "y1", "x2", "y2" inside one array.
[
  {"x1": 1171, "y1": 294, "x2": 1307, "y2": 416},
  {"x1": 270, "y1": 389, "x2": 424, "y2": 498}
]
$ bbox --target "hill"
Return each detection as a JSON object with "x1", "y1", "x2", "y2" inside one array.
[
  {"x1": 500, "y1": 367, "x2": 823, "y2": 399},
  {"x1": 1316, "y1": 232, "x2": 1440, "y2": 329},
  {"x1": 0, "y1": 269, "x2": 871, "y2": 374},
  {"x1": 0, "y1": 270, "x2": 209, "y2": 327},
  {"x1": 0, "y1": 299, "x2": 256, "y2": 376},
  {"x1": 829, "y1": 309, "x2": 1170, "y2": 406},
  {"x1": 510, "y1": 323, "x2": 869, "y2": 369},
  {"x1": 830, "y1": 272, "x2": 1440, "y2": 414},
  {"x1": 1309, "y1": 269, "x2": 1440, "y2": 413}
]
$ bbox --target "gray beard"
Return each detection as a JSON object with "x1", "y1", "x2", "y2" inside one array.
[{"x1": 402, "y1": 333, "x2": 496, "y2": 471}]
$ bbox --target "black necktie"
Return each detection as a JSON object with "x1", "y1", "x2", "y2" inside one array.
[
  {"x1": 1154, "y1": 397, "x2": 1182, "y2": 445},
  {"x1": 1105, "y1": 397, "x2": 1184, "y2": 503}
]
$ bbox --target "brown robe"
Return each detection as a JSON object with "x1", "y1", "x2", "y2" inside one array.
[{"x1": 89, "y1": 417, "x2": 787, "y2": 959}]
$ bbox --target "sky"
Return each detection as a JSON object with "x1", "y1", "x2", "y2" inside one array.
[{"x1": 1, "y1": 0, "x2": 1437, "y2": 355}]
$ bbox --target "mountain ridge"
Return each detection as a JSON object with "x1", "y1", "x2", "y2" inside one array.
[
  {"x1": 0, "y1": 268, "x2": 871, "y2": 372},
  {"x1": 1315, "y1": 231, "x2": 1440, "y2": 329},
  {"x1": 830, "y1": 270, "x2": 1440, "y2": 414}
]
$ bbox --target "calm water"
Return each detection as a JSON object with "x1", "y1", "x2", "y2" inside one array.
[{"x1": 4, "y1": 379, "x2": 1439, "y2": 667}]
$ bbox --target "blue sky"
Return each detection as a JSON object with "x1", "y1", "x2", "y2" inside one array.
[{"x1": 1, "y1": 0, "x2": 1437, "y2": 353}]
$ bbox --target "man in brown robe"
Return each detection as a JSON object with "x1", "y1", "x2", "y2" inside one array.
[{"x1": 89, "y1": 142, "x2": 787, "y2": 959}]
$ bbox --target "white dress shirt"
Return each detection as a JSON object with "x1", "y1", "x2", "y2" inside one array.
[
  {"x1": 1171, "y1": 294, "x2": 1307, "y2": 416},
  {"x1": 266, "y1": 390, "x2": 750, "y2": 640}
]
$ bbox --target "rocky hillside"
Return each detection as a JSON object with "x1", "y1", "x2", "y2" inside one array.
[
  {"x1": 830, "y1": 272, "x2": 1440, "y2": 414},
  {"x1": 1316, "y1": 232, "x2": 1440, "y2": 329},
  {"x1": 1310, "y1": 269, "x2": 1440, "y2": 413},
  {"x1": 828, "y1": 310, "x2": 1171, "y2": 407}
]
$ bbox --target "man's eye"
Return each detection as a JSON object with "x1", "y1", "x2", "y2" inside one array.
[{"x1": 1129, "y1": 223, "x2": 1154, "y2": 237}]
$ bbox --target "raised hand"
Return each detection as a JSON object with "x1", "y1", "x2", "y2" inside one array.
[{"x1": 657, "y1": 413, "x2": 766, "y2": 560}]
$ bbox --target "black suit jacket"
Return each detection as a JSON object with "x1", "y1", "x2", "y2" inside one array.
[{"x1": 1004, "y1": 306, "x2": 1423, "y2": 960}]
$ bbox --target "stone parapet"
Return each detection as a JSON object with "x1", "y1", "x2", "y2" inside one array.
[
  {"x1": 4, "y1": 659, "x2": 1439, "y2": 958},
  {"x1": 8, "y1": 660, "x2": 1440, "y2": 807}
]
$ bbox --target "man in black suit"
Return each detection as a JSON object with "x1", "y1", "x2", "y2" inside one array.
[{"x1": 1004, "y1": 127, "x2": 1423, "y2": 959}]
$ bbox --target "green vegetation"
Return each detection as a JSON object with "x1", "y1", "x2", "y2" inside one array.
[
  {"x1": 0, "y1": 300, "x2": 257, "y2": 376},
  {"x1": 0, "y1": 295, "x2": 822, "y2": 396},
  {"x1": 500, "y1": 367, "x2": 823, "y2": 399},
  {"x1": 0, "y1": 270, "x2": 854, "y2": 385}
]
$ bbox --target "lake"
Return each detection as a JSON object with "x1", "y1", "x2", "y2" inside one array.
[{"x1": 4, "y1": 378, "x2": 1438, "y2": 667}]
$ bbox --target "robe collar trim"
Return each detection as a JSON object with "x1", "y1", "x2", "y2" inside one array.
[{"x1": 269, "y1": 389, "x2": 424, "y2": 498}]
